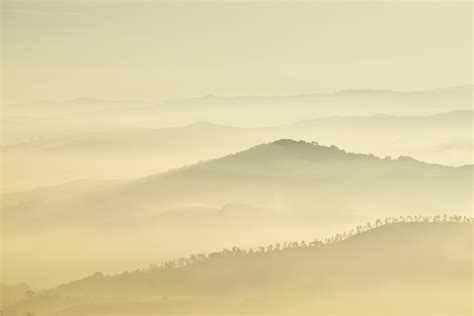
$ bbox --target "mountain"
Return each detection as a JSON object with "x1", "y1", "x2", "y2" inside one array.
[
  {"x1": 155, "y1": 85, "x2": 474, "y2": 123},
  {"x1": 2, "y1": 140, "x2": 472, "y2": 288},
  {"x1": 4, "y1": 139, "x2": 471, "y2": 231},
  {"x1": 3, "y1": 122, "x2": 246, "y2": 152},
  {"x1": 291, "y1": 109, "x2": 472, "y2": 128},
  {"x1": 0, "y1": 122, "x2": 255, "y2": 193},
  {"x1": 3, "y1": 85, "x2": 472, "y2": 146},
  {"x1": 5, "y1": 221, "x2": 473, "y2": 315},
  {"x1": 162, "y1": 85, "x2": 474, "y2": 110},
  {"x1": 3, "y1": 110, "x2": 472, "y2": 193},
  {"x1": 6, "y1": 110, "x2": 471, "y2": 152}
]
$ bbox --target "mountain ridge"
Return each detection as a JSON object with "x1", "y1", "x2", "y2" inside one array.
[
  {"x1": 3, "y1": 139, "x2": 470, "y2": 200},
  {"x1": 163, "y1": 85, "x2": 474, "y2": 104}
]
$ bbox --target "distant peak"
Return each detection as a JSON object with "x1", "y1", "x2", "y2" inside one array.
[
  {"x1": 335, "y1": 89, "x2": 397, "y2": 96},
  {"x1": 188, "y1": 121, "x2": 215, "y2": 127},
  {"x1": 69, "y1": 97, "x2": 113, "y2": 103},
  {"x1": 335, "y1": 85, "x2": 474, "y2": 96},
  {"x1": 184, "y1": 121, "x2": 235, "y2": 129}
]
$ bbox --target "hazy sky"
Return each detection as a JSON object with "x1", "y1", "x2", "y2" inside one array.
[{"x1": 2, "y1": 1, "x2": 473, "y2": 103}]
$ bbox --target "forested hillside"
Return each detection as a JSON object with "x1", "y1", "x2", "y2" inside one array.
[{"x1": 6, "y1": 219, "x2": 472, "y2": 315}]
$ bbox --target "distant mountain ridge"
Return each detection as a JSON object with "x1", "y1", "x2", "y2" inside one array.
[
  {"x1": 165, "y1": 85, "x2": 474, "y2": 103},
  {"x1": 4, "y1": 109, "x2": 471, "y2": 150}
]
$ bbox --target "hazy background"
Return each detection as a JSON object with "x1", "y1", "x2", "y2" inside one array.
[
  {"x1": 2, "y1": 1, "x2": 472, "y2": 103},
  {"x1": 1, "y1": 1, "x2": 473, "y2": 314}
]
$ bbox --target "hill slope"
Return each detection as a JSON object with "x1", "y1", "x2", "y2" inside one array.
[
  {"x1": 2, "y1": 140, "x2": 472, "y2": 289},
  {"x1": 4, "y1": 139, "x2": 472, "y2": 232},
  {"x1": 3, "y1": 110, "x2": 472, "y2": 193},
  {"x1": 6, "y1": 221, "x2": 473, "y2": 315}
]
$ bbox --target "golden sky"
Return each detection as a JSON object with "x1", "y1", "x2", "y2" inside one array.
[{"x1": 2, "y1": 1, "x2": 473, "y2": 103}]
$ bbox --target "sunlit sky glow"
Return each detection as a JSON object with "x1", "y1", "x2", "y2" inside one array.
[{"x1": 2, "y1": 1, "x2": 473, "y2": 103}]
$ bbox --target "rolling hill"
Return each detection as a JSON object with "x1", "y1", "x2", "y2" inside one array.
[
  {"x1": 2, "y1": 140, "x2": 472, "y2": 288},
  {"x1": 5, "y1": 220, "x2": 473, "y2": 315},
  {"x1": 3, "y1": 85, "x2": 472, "y2": 149},
  {"x1": 4, "y1": 139, "x2": 472, "y2": 232},
  {"x1": 2, "y1": 110, "x2": 472, "y2": 193}
]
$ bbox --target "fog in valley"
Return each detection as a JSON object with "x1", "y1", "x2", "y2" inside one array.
[{"x1": 1, "y1": 1, "x2": 473, "y2": 315}]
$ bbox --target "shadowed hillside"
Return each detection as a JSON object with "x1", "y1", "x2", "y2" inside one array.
[{"x1": 5, "y1": 220, "x2": 473, "y2": 315}]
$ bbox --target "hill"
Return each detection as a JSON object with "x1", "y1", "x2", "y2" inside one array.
[
  {"x1": 3, "y1": 110, "x2": 472, "y2": 193},
  {"x1": 3, "y1": 86, "x2": 472, "y2": 148},
  {"x1": 5, "y1": 220, "x2": 473, "y2": 315},
  {"x1": 4, "y1": 139, "x2": 472, "y2": 231},
  {"x1": 5, "y1": 110, "x2": 471, "y2": 152},
  {"x1": 160, "y1": 85, "x2": 474, "y2": 116},
  {"x1": 2, "y1": 140, "x2": 472, "y2": 288}
]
